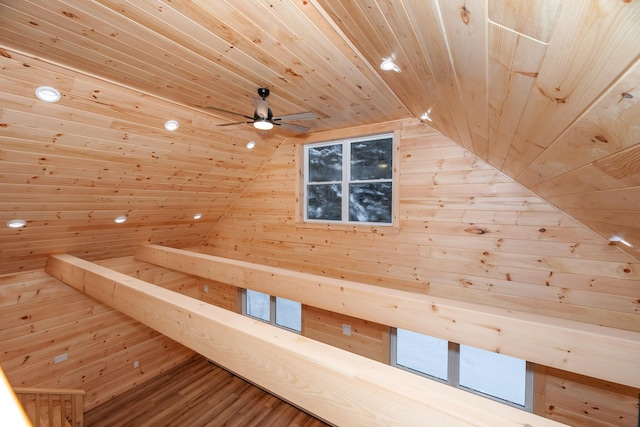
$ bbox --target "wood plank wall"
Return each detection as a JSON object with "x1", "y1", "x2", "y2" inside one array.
[
  {"x1": 536, "y1": 367, "x2": 640, "y2": 427},
  {"x1": 198, "y1": 279, "x2": 390, "y2": 364},
  {"x1": 0, "y1": 257, "x2": 197, "y2": 410},
  {"x1": 199, "y1": 119, "x2": 640, "y2": 426}
]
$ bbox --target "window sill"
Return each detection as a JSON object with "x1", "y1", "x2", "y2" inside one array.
[{"x1": 294, "y1": 220, "x2": 401, "y2": 235}]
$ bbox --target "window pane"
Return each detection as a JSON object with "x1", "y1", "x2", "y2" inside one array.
[
  {"x1": 308, "y1": 144, "x2": 342, "y2": 182},
  {"x1": 275, "y1": 297, "x2": 302, "y2": 332},
  {"x1": 459, "y1": 345, "x2": 526, "y2": 406},
  {"x1": 307, "y1": 184, "x2": 342, "y2": 220},
  {"x1": 350, "y1": 138, "x2": 393, "y2": 180},
  {"x1": 349, "y1": 182, "x2": 392, "y2": 223},
  {"x1": 246, "y1": 290, "x2": 270, "y2": 322},
  {"x1": 396, "y1": 329, "x2": 448, "y2": 380}
]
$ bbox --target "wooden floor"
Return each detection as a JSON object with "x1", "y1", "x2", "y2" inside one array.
[{"x1": 84, "y1": 355, "x2": 331, "y2": 427}]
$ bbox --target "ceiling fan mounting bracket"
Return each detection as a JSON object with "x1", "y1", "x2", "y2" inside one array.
[{"x1": 257, "y1": 87, "x2": 270, "y2": 100}]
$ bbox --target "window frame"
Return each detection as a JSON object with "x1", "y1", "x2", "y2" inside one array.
[
  {"x1": 241, "y1": 289, "x2": 302, "y2": 334},
  {"x1": 302, "y1": 133, "x2": 397, "y2": 226},
  {"x1": 390, "y1": 328, "x2": 534, "y2": 411}
]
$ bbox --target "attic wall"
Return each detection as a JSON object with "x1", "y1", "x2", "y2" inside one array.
[
  {"x1": 0, "y1": 257, "x2": 196, "y2": 410},
  {"x1": 200, "y1": 119, "x2": 640, "y2": 332},
  {"x1": 0, "y1": 50, "x2": 283, "y2": 276},
  {"x1": 198, "y1": 118, "x2": 640, "y2": 425}
]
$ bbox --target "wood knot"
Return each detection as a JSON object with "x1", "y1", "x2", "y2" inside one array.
[
  {"x1": 464, "y1": 227, "x2": 487, "y2": 234},
  {"x1": 594, "y1": 135, "x2": 608, "y2": 143},
  {"x1": 621, "y1": 92, "x2": 634, "y2": 99},
  {"x1": 460, "y1": 6, "x2": 471, "y2": 25}
]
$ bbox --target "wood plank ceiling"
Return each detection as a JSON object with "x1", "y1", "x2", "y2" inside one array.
[{"x1": 0, "y1": 0, "x2": 639, "y2": 274}]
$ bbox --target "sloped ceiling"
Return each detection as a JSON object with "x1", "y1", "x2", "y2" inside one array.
[{"x1": 0, "y1": 0, "x2": 639, "y2": 274}]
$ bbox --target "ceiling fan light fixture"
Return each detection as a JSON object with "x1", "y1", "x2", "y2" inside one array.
[
  {"x1": 35, "y1": 86, "x2": 61, "y2": 102},
  {"x1": 253, "y1": 119, "x2": 273, "y2": 130},
  {"x1": 380, "y1": 58, "x2": 401, "y2": 73}
]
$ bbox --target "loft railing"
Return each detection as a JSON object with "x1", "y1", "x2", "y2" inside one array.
[{"x1": 13, "y1": 387, "x2": 85, "y2": 427}]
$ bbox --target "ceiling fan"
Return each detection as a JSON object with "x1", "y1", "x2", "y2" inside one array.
[{"x1": 209, "y1": 88, "x2": 316, "y2": 132}]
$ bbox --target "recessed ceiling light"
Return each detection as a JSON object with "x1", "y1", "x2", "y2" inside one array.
[
  {"x1": 35, "y1": 86, "x2": 61, "y2": 102},
  {"x1": 246, "y1": 141, "x2": 256, "y2": 149},
  {"x1": 6, "y1": 219, "x2": 27, "y2": 229},
  {"x1": 193, "y1": 213, "x2": 203, "y2": 220},
  {"x1": 253, "y1": 119, "x2": 273, "y2": 130},
  {"x1": 420, "y1": 111, "x2": 433, "y2": 122},
  {"x1": 164, "y1": 120, "x2": 179, "y2": 131},
  {"x1": 114, "y1": 216, "x2": 127, "y2": 224},
  {"x1": 608, "y1": 235, "x2": 634, "y2": 248},
  {"x1": 380, "y1": 58, "x2": 401, "y2": 73}
]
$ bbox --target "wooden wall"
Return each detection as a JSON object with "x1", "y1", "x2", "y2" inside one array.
[
  {"x1": 536, "y1": 366, "x2": 640, "y2": 427},
  {"x1": 198, "y1": 279, "x2": 240, "y2": 313},
  {"x1": 0, "y1": 257, "x2": 197, "y2": 410},
  {"x1": 303, "y1": 306, "x2": 390, "y2": 364},
  {"x1": 201, "y1": 119, "x2": 640, "y2": 331},
  {"x1": 197, "y1": 278, "x2": 389, "y2": 363},
  {"x1": 200, "y1": 118, "x2": 640, "y2": 425}
]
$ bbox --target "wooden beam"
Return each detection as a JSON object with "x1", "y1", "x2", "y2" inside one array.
[
  {"x1": 46, "y1": 253, "x2": 565, "y2": 427},
  {"x1": 135, "y1": 244, "x2": 640, "y2": 389}
]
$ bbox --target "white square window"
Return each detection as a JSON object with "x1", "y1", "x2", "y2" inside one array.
[
  {"x1": 459, "y1": 345, "x2": 527, "y2": 406},
  {"x1": 275, "y1": 297, "x2": 302, "y2": 332},
  {"x1": 304, "y1": 134, "x2": 394, "y2": 225},
  {"x1": 245, "y1": 289, "x2": 270, "y2": 322},
  {"x1": 395, "y1": 328, "x2": 448, "y2": 380}
]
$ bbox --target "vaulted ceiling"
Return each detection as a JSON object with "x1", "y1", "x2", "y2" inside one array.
[{"x1": 1, "y1": 0, "x2": 639, "y2": 274}]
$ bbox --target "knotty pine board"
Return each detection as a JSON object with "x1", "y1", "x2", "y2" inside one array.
[
  {"x1": 303, "y1": 305, "x2": 390, "y2": 364},
  {"x1": 0, "y1": 258, "x2": 199, "y2": 410},
  {"x1": 537, "y1": 366, "x2": 639, "y2": 427}
]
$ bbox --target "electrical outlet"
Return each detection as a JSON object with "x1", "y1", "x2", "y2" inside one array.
[
  {"x1": 133, "y1": 360, "x2": 139, "y2": 369},
  {"x1": 203, "y1": 284, "x2": 209, "y2": 293},
  {"x1": 342, "y1": 324, "x2": 351, "y2": 336},
  {"x1": 54, "y1": 353, "x2": 68, "y2": 364}
]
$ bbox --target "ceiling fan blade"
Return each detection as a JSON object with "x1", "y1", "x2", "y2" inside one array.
[
  {"x1": 206, "y1": 106, "x2": 253, "y2": 120},
  {"x1": 216, "y1": 121, "x2": 253, "y2": 127},
  {"x1": 254, "y1": 98, "x2": 270, "y2": 119},
  {"x1": 274, "y1": 112, "x2": 316, "y2": 121},
  {"x1": 277, "y1": 122, "x2": 310, "y2": 133}
]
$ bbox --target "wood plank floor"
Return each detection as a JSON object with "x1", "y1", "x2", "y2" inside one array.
[{"x1": 84, "y1": 355, "x2": 331, "y2": 427}]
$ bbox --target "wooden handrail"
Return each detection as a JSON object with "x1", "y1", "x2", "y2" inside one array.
[{"x1": 14, "y1": 387, "x2": 85, "y2": 427}]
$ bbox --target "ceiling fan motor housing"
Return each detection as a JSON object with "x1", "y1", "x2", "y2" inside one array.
[{"x1": 254, "y1": 108, "x2": 274, "y2": 121}]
